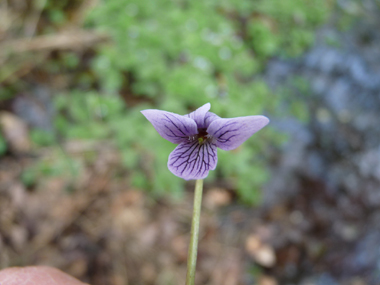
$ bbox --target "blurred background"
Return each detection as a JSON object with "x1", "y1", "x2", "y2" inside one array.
[{"x1": 1, "y1": 0, "x2": 380, "y2": 284}]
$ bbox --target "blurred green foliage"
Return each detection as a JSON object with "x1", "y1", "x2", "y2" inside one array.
[
  {"x1": 2, "y1": 0, "x2": 333, "y2": 203},
  {"x1": 0, "y1": 133, "x2": 6, "y2": 155},
  {"x1": 30, "y1": 129, "x2": 56, "y2": 146},
  {"x1": 21, "y1": 150, "x2": 82, "y2": 188},
  {"x1": 84, "y1": 0, "x2": 330, "y2": 203}
]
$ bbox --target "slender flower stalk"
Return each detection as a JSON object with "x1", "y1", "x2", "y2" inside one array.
[{"x1": 186, "y1": 179, "x2": 203, "y2": 285}]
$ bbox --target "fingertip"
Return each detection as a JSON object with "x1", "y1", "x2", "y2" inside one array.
[{"x1": 0, "y1": 266, "x2": 89, "y2": 285}]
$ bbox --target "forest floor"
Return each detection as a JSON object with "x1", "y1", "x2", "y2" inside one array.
[{"x1": 0, "y1": 138, "x2": 374, "y2": 285}]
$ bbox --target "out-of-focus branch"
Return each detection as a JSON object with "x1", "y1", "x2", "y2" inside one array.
[
  {"x1": 0, "y1": 30, "x2": 108, "y2": 83},
  {"x1": 0, "y1": 30, "x2": 108, "y2": 56}
]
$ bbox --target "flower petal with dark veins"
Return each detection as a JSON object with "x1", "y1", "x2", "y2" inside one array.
[
  {"x1": 141, "y1": 109, "x2": 198, "y2": 144},
  {"x1": 207, "y1": 116, "x2": 269, "y2": 151},
  {"x1": 168, "y1": 140, "x2": 218, "y2": 180},
  {"x1": 142, "y1": 103, "x2": 270, "y2": 180},
  {"x1": 204, "y1": 112, "x2": 220, "y2": 128},
  {"x1": 185, "y1": 103, "x2": 210, "y2": 128}
]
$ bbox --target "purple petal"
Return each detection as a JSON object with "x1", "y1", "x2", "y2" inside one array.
[
  {"x1": 204, "y1": 112, "x2": 220, "y2": 128},
  {"x1": 168, "y1": 140, "x2": 218, "y2": 180},
  {"x1": 141, "y1": 109, "x2": 198, "y2": 144},
  {"x1": 185, "y1": 103, "x2": 210, "y2": 128},
  {"x1": 207, "y1": 115, "x2": 269, "y2": 151}
]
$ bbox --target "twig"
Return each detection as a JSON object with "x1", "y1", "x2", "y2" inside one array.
[
  {"x1": 0, "y1": 30, "x2": 108, "y2": 56},
  {"x1": 24, "y1": 0, "x2": 48, "y2": 38}
]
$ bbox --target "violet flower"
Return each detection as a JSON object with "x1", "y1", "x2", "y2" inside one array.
[{"x1": 141, "y1": 103, "x2": 269, "y2": 180}]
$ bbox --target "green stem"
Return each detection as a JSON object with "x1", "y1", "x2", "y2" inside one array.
[{"x1": 186, "y1": 179, "x2": 204, "y2": 285}]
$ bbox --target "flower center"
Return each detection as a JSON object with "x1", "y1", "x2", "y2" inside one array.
[
  {"x1": 197, "y1": 128, "x2": 208, "y2": 145},
  {"x1": 188, "y1": 128, "x2": 210, "y2": 144}
]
